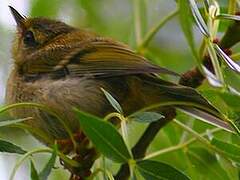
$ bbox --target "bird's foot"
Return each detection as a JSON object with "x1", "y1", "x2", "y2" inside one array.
[
  {"x1": 56, "y1": 131, "x2": 99, "y2": 179},
  {"x1": 56, "y1": 131, "x2": 87, "y2": 154}
]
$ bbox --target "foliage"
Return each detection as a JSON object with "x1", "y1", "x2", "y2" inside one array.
[{"x1": 0, "y1": 0, "x2": 240, "y2": 179}]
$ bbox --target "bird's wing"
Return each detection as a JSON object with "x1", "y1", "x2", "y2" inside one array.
[
  {"x1": 140, "y1": 75, "x2": 234, "y2": 132},
  {"x1": 56, "y1": 39, "x2": 180, "y2": 77}
]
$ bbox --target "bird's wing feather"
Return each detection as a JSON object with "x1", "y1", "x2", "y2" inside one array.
[
  {"x1": 61, "y1": 39, "x2": 180, "y2": 77},
  {"x1": 139, "y1": 75, "x2": 234, "y2": 132}
]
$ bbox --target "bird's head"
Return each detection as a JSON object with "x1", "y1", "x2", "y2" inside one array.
[{"x1": 9, "y1": 6, "x2": 89, "y2": 73}]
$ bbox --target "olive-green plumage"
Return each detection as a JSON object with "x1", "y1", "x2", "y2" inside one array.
[{"x1": 6, "y1": 7, "x2": 226, "y2": 146}]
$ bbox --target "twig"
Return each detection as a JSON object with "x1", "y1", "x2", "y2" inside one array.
[
  {"x1": 143, "y1": 127, "x2": 222, "y2": 160},
  {"x1": 115, "y1": 109, "x2": 176, "y2": 180}
]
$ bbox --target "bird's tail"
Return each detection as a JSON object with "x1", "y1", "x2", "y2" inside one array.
[{"x1": 132, "y1": 75, "x2": 234, "y2": 132}]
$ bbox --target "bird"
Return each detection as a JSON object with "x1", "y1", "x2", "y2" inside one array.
[{"x1": 6, "y1": 6, "x2": 232, "y2": 179}]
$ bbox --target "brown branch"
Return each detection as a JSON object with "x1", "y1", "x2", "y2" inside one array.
[{"x1": 179, "y1": 18, "x2": 240, "y2": 88}]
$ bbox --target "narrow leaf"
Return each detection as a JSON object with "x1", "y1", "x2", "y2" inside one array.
[
  {"x1": 39, "y1": 146, "x2": 57, "y2": 180},
  {"x1": 0, "y1": 139, "x2": 26, "y2": 154},
  {"x1": 101, "y1": 88, "x2": 123, "y2": 114},
  {"x1": 211, "y1": 138, "x2": 240, "y2": 163},
  {"x1": 130, "y1": 112, "x2": 164, "y2": 123},
  {"x1": 202, "y1": 66, "x2": 223, "y2": 87},
  {"x1": 203, "y1": 0, "x2": 210, "y2": 10},
  {"x1": 207, "y1": 41, "x2": 224, "y2": 83},
  {"x1": 231, "y1": 134, "x2": 240, "y2": 146},
  {"x1": 187, "y1": 148, "x2": 230, "y2": 180},
  {"x1": 202, "y1": 90, "x2": 240, "y2": 112},
  {"x1": 188, "y1": 0, "x2": 210, "y2": 37},
  {"x1": 177, "y1": 107, "x2": 234, "y2": 132},
  {"x1": 214, "y1": 44, "x2": 240, "y2": 73},
  {"x1": 137, "y1": 160, "x2": 190, "y2": 180},
  {"x1": 74, "y1": 109, "x2": 131, "y2": 163},
  {"x1": 0, "y1": 118, "x2": 31, "y2": 127},
  {"x1": 30, "y1": 161, "x2": 40, "y2": 180},
  {"x1": 216, "y1": 14, "x2": 240, "y2": 21}
]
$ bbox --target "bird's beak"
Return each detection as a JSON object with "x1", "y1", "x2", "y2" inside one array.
[{"x1": 9, "y1": 6, "x2": 26, "y2": 31}]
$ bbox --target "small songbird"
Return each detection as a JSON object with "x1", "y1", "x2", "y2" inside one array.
[{"x1": 6, "y1": 6, "x2": 231, "y2": 179}]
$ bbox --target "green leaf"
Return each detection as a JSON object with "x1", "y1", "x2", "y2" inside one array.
[
  {"x1": 31, "y1": 161, "x2": 40, "y2": 180},
  {"x1": 101, "y1": 88, "x2": 123, "y2": 114},
  {"x1": 130, "y1": 112, "x2": 164, "y2": 123},
  {"x1": 224, "y1": 67, "x2": 240, "y2": 94},
  {"x1": 211, "y1": 138, "x2": 240, "y2": 163},
  {"x1": 214, "y1": 44, "x2": 240, "y2": 73},
  {"x1": 0, "y1": 139, "x2": 26, "y2": 154},
  {"x1": 188, "y1": 0, "x2": 210, "y2": 37},
  {"x1": 215, "y1": 91, "x2": 240, "y2": 112},
  {"x1": 163, "y1": 123, "x2": 180, "y2": 145},
  {"x1": 216, "y1": 14, "x2": 240, "y2": 21},
  {"x1": 200, "y1": 90, "x2": 235, "y2": 114},
  {"x1": 0, "y1": 118, "x2": 30, "y2": 127},
  {"x1": 202, "y1": 66, "x2": 223, "y2": 87},
  {"x1": 201, "y1": 90, "x2": 240, "y2": 129},
  {"x1": 137, "y1": 160, "x2": 190, "y2": 180},
  {"x1": 231, "y1": 134, "x2": 240, "y2": 146},
  {"x1": 74, "y1": 109, "x2": 131, "y2": 163},
  {"x1": 39, "y1": 146, "x2": 57, "y2": 180},
  {"x1": 186, "y1": 148, "x2": 230, "y2": 180}
]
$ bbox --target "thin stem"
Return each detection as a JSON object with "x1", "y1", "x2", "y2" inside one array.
[
  {"x1": 10, "y1": 148, "x2": 51, "y2": 180},
  {"x1": 102, "y1": 156, "x2": 107, "y2": 180},
  {"x1": 104, "y1": 112, "x2": 132, "y2": 156},
  {"x1": 143, "y1": 127, "x2": 222, "y2": 160},
  {"x1": 7, "y1": 123, "x2": 54, "y2": 145},
  {"x1": 138, "y1": 8, "x2": 179, "y2": 51},
  {"x1": 105, "y1": 170, "x2": 115, "y2": 180},
  {"x1": 128, "y1": 159, "x2": 136, "y2": 179},
  {"x1": 207, "y1": 2, "x2": 225, "y2": 86},
  {"x1": 224, "y1": 115, "x2": 240, "y2": 135},
  {"x1": 0, "y1": 117, "x2": 33, "y2": 127},
  {"x1": 208, "y1": 1, "x2": 220, "y2": 41},
  {"x1": 199, "y1": 38, "x2": 207, "y2": 59},
  {"x1": 10, "y1": 148, "x2": 80, "y2": 180},
  {"x1": 143, "y1": 143, "x2": 186, "y2": 160},
  {"x1": 173, "y1": 119, "x2": 237, "y2": 161},
  {"x1": 133, "y1": 0, "x2": 142, "y2": 46},
  {"x1": 115, "y1": 112, "x2": 174, "y2": 180},
  {"x1": 104, "y1": 112, "x2": 123, "y2": 121},
  {"x1": 121, "y1": 119, "x2": 132, "y2": 157},
  {"x1": 0, "y1": 103, "x2": 77, "y2": 152},
  {"x1": 207, "y1": 40, "x2": 225, "y2": 84},
  {"x1": 173, "y1": 119, "x2": 216, "y2": 149},
  {"x1": 179, "y1": 119, "x2": 194, "y2": 143}
]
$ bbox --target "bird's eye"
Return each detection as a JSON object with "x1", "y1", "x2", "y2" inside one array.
[{"x1": 23, "y1": 31, "x2": 37, "y2": 46}]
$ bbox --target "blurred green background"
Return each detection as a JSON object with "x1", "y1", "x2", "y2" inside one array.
[{"x1": 0, "y1": 0, "x2": 239, "y2": 180}]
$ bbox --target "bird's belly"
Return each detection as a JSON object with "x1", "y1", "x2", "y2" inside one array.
[{"x1": 5, "y1": 70, "x2": 110, "y2": 143}]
